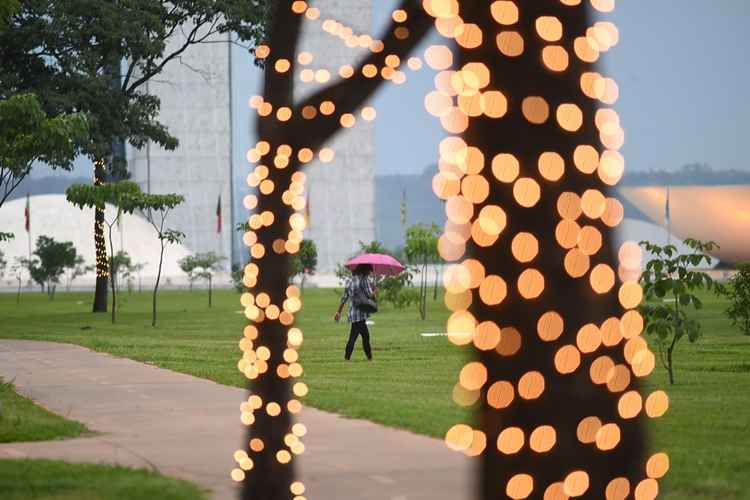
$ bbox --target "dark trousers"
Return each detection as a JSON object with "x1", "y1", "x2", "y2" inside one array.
[{"x1": 345, "y1": 320, "x2": 372, "y2": 360}]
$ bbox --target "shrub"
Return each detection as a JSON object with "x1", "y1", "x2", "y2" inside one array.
[{"x1": 725, "y1": 262, "x2": 750, "y2": 336}]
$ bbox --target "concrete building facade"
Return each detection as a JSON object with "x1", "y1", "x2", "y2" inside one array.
[
  {"x1": 128, "y1": 1, "x2": 376, "y2": 272},
  {"x1": 127, "y1": 30, "x2": 234, "y2": 265}
]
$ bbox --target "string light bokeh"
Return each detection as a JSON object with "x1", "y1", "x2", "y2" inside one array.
[
  {"x1": 237, "y1": 1, "x2": 668, "y2": 498},
  {"x1": 428, "y1": 0, "x2": 667, "y2": 498}
]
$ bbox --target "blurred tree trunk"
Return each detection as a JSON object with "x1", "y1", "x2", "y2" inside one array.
[
  {"x1": 454, "y1": 3, "x2": 646, "y2": 497},
  {"x1": 243, "y1": 2, "x2": 646, "y2": 499}
]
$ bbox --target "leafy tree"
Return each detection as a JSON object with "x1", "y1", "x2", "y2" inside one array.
[
  {"x1": 0, "y1": 1, "x2": 270, "y2": 312},
  {"x1": 65, "y1": 255, "x2": 93, "y2": 292},
  {"x1": 404, "y1": 224, "x2": 440, "y2": 320},
  {"x1": 639, "y1": 239, "x2": 720, "y2": 384},
  {"x1": 110, "y1": 251, "x2": 133, "y2": 294},
  {"x1": 130, "y1": 261, "x2": 147, "y2": 293},
  {"x1": 290, "y1": 240, "x2": 317, "y2": 290},
  {"x1": 143, "y1": 195, "x2": 186, "y2": 327},
  {"x1": 180, "y1": 252, "x2": 225, "y2": 307},
  {"x1": 724, "y1": 262, "x2": 750, "y2": 336},
  {"x1": 231, "y1": 264, "x2": 246, "y2": 293},
  {"x1": 178, "y1": 254, "x2": 201, "y2": 291},
  {"x1": 0, "y1": 94, "x2": 87, "y2": 207},
  {"x1": 27, "y1": 235, "x2": 77, "y2": 299},
  {"x1": 0, "y1": 0, "x2": 18, "y2": 26},
  {"x1": 0, "y1": 232, "x2": 14, "y2": 242}
]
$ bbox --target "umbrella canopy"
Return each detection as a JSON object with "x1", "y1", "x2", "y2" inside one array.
[{"x1": 345, "y1": 253, "x2": 405, "y2": 276}]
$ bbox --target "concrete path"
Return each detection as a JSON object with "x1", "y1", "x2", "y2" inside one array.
[{"x1": 0, "y1": 340, "x2": 472, "y2": 500}]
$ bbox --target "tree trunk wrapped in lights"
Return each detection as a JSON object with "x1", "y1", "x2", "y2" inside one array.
[
  {"x1": 240, "y1": 1, "x2": 659, "y2": 499},
  {"x1": 92, "y1": 159, "x2": 108, "y2": 313}
]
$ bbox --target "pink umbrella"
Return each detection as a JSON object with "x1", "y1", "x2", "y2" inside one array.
[{"x1": 345, "y1": 253, "x2": 405, "y2": 276}]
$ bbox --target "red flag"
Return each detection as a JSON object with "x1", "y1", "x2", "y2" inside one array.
[
  {"x1": 24, "y1": 193, "x2": 30, "y2": 232},
  {"x1": 216, "y1": 194, "x2": 222, "y2": 233}
]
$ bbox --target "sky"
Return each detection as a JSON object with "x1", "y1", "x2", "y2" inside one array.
[
  {"x1": 41, "y1": 1, "x2": 750, "y2": 179},
  {"x1": 371, "y1": 0, "x2": 750, "y2": 175}
]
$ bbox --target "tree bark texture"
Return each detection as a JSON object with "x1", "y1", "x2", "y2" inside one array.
[{"x1": 452, "y1": 3, "x2": 647, "y2": 498}]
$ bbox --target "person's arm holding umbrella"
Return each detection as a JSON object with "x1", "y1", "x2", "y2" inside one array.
[{"x1": 334, "y1": 277, "x2": 351, "y2": 323}]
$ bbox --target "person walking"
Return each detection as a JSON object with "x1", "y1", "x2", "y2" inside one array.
[{"x1": 334, "y1": 264, "x2": 377, "y2": 361}]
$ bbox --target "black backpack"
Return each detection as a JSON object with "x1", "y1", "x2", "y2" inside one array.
[{"x1": 352, "y1": 277, "x2": 378, "y2": 313}]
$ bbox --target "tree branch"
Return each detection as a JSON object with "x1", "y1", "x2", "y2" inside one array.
[
  {"x1": 125, "y1": 17, "x2": 207, "y2": 95},
  {"x1": 283, "y1": 0, "x2": 433, "y2": 151}
]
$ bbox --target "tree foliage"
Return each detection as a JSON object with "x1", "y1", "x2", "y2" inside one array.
[
  {"x1": 179, "y1": 251, "x2": 224, "y2": 307},
  {"x1": 290, "y1": 240, "x2": 317, "y2": 289},
  {"x1": 723, "y1": 262, "x2": 750, "y2": 336},
  {"x1": 0, "y1": 93, "x2": 87, "y2": 206},
  {"x1": 26, "y1": 235, "x2": 78, "y2": 299},
  {"x1": 404, "y1": 224, "x2": 440, "y2": 319},
  {"x1": 639, "y1": 238, "x2": 720, "y2": 384},
  {"x1": 0, "y1": 1, "x2": 270, "y2": 167}
]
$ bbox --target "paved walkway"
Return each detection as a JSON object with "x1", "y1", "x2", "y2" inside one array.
[{"x1": 0, "y1": 340, "x2": 471, "y2": 500}]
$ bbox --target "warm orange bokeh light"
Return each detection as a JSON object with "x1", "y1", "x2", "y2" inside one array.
[
  {"x1": 522, "y1": 96, "x2": 549, "y2": 124},
  {"x1": 490, "y1": 1, "x2": 519, "y2": 25},
  {"x1": 506, "y1": 473, "x2": 534, "y2": 500},
  {"x1": 517, "y1": 268, "x2": 545, "y2": 299},
  {"x1": 492, "y1": 153, "x2": 520, "y2": 183},
  {"x1": 497, "y1": 426, "x2": 525, "y2": 454},
  {"x1": 529, "y1": 425, "x2": 556, "y2": 453},
  {"x1": 536, "y1": 16, "x2": 563, "y2": 42},
  {"x1": 487, "y1": 380, "x2": 515, "y2": 409},
  {"x1": 538, "y1": 152, "x2": 565, "y2": 181},
  {"x1": 511, "y1": 232, "x2": 539, "y2": 263},
  {"x1": 518, "y1": 371, "x2": 545, "y2": 400},
  {"x1": 497, "y1": 31, "x2": 525, "y2": 57},
  {"x1": 537, "y1": 310, "x2": 564, "y2": 342}
]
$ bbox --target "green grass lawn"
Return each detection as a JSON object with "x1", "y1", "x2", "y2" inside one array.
[
  {"x1": 0, "y1": 379, "x2": 89, "y2": 443},
  {"x1": 0, "y1": 459, "x2": 206, "y2": 500},
  {"x1": 0, "y1": 286, "x2": 748, "y2": 499}
]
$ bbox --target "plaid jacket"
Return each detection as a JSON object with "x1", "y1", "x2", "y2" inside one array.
[{"x1": 340, "y1": 275, "x2": 375, "y2": 323}]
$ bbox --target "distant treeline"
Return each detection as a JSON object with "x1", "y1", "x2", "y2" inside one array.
[
  {"x1": 7, "y1": 175, "x2": 91, "y2": 202},
  {"x1": 621, "y1": 163, "x2": 750, "y2": 186}
]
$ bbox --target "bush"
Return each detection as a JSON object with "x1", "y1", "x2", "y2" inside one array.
[{"x1": 725, "y1": 263, "x2": 750, "y2": 336}]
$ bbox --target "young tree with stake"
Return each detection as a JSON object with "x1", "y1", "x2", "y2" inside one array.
[{"x1": 143, "y1": 194, "x2": 185, "y2": 327}]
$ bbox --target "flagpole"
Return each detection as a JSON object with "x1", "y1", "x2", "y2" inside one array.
[
  {"x1": 25, "y1": 193, "x2": 31, "y2": 287},
  {"x1": 665, "y1": 185, "x2": 671, "y2": 247}
]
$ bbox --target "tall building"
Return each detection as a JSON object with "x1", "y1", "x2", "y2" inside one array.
[
  {"x1": 128, "y1": 1, "x2": 376, "y2": 272},
  {"x1": 127, "y1": 31, "x2": 233, "y2": 262}
]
